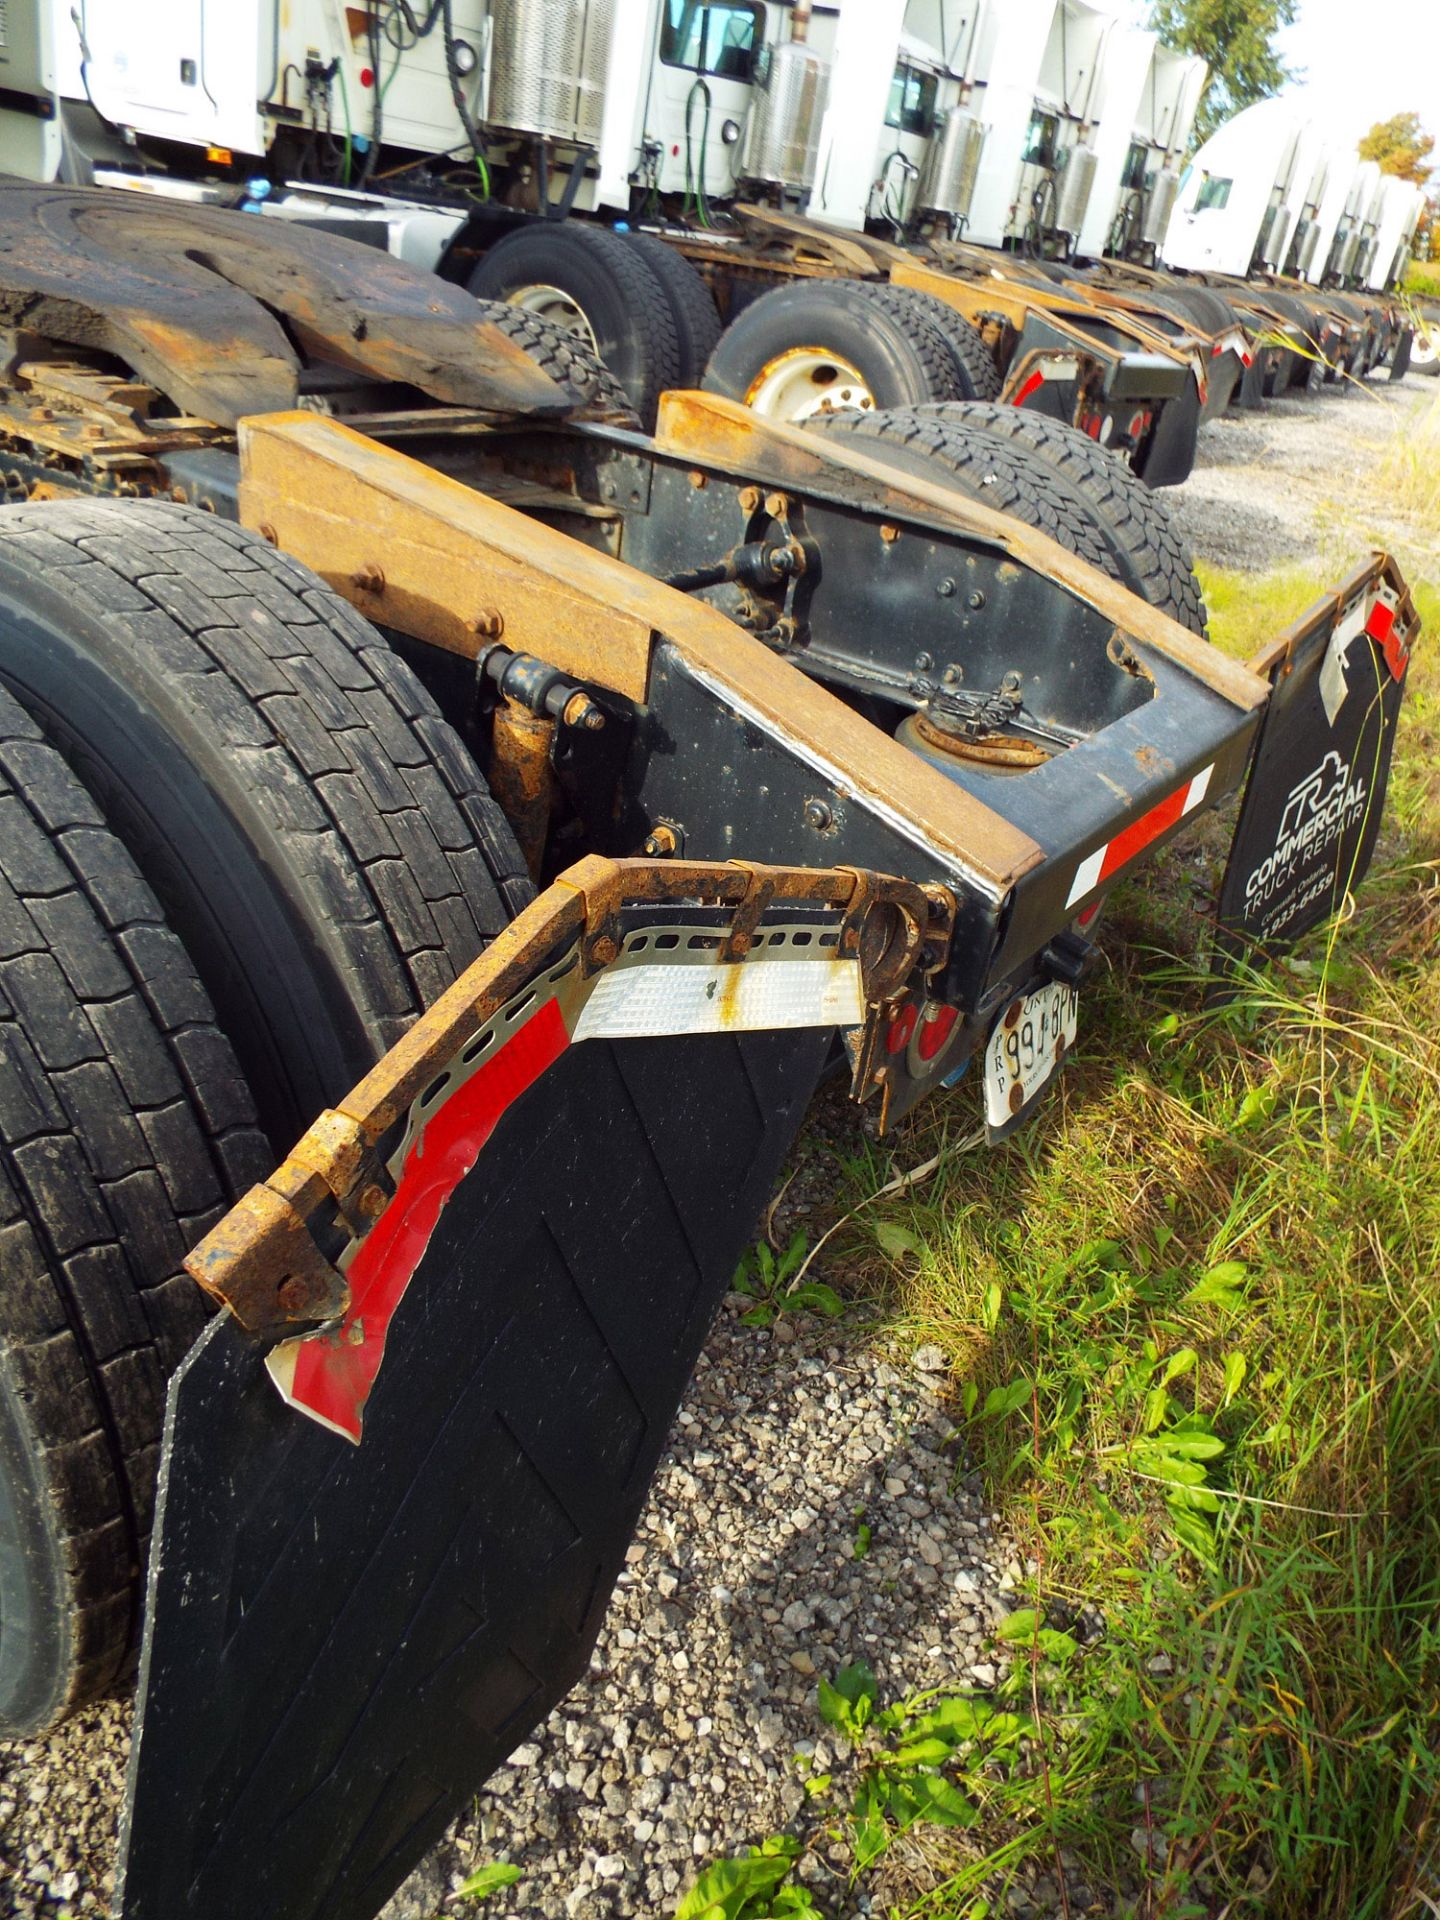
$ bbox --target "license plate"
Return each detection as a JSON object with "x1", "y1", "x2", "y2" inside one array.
[{"x1": 984, "y1": 981, "x2": 1079, "y2": 1137}]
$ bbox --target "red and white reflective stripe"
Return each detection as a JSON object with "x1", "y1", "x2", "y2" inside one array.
[
  {"x1": 1013, "y1": 355, "x2": 1080, "y2": 406},
  {"x1": 266, "y1": 997, "x2": 570, "y2": 1442},
  {"x1": 1365, "y1": 584, "x2": 1409, "y2": 682},
  {"x1": 1065, "y1": 764, "x2": 1214, "y2": 908}
]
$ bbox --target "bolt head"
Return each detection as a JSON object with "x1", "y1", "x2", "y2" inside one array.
[
  {"x1": 937, "y1": 577, "x2": 957, "y2": 598},
  {"x1": 803, "y1": 798, "x2": 833, "y2": 830},
  {"x1": 968, "y1": 589, "x2": 986, "y2": 610}
]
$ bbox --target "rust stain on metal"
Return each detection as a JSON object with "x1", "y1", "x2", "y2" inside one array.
[
  {"x1": 652, "y1": 392, "x2": 1269, "y2": 717},
  {"x1": 185, "y1": 856, "x2": 956, "y2": 1336},
  {"x1": 489, "y1": 699, "x2": 555, "y2": 884},
  {"x1": 240, "y1": 413, "x2": 1046, "y2": 891},
  {"x1": 0, "y1": 184, "x2": 568, "y2": 427}
]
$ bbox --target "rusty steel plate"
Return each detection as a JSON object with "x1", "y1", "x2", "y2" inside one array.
[{"x1": 0, "y1": 184, "x2": 567, "y2": 426}]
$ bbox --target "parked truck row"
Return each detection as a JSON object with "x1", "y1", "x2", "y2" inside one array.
[{"x1": 0, "y1": 0, "x2": 1424, "y2": 501}]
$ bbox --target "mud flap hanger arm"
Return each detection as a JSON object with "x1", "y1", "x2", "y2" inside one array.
[{"x1": 187, "y1": 855, "x2": 956, "y2": 1342}]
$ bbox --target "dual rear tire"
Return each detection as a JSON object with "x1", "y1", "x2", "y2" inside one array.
[
  {"x1": 812, "y1": 401, "x2": 1208, "y2": 635},
  {"x1": 0, "y1": 502, "x2": 530, "y2": 1730},
  {"x1": 702, "y1": 277, "x2": 999, "y2": 423}
]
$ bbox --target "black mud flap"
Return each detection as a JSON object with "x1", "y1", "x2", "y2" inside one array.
[
  {"x1": 120, "y1": 1026, "x2": 827, "y2": 1920},
  {"x1": 1215, "y1": 555, "x2": 1418, "y2": 966},
  {"x1": 114, "y1": 858, "x2": 946, "y2": 1920}
]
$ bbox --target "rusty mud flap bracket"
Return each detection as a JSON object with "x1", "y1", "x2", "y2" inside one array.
[{"x1": 117, "y1": 857, "x2": 950, "y2": 1920}]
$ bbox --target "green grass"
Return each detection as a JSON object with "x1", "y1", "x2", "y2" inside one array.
[
  {"x1": 790, "y1": 562, "x2": 1440, "y2": 1917},
  {"x1": 1404, "y1": 260, "x2": 1440, "y2": 304}
]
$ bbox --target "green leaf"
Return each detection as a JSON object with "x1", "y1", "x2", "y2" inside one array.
[
  {"x1": 875, "y1": 1220, "x2": 921, "y2": 1259},
  {"x1": 903, "y1": 1696, "x2": 993, "y2": 1743},
  {"x1": 961, "y1": 1381, "x2": 979, "y2": 1418},
  {"x1": 850, "y1": 1774, "x2": 890, "y2": 1870},
  {"x1": 981, "y1": 1279, "x2": 1003, "y2": 1330},
  {"x1": 885, "y1": 1735, "x2": 954, "y2": 1768},
  {"x1": 1156, "y1": 1431, "x2": 1225, "y2": 1461},
  {"x1": 817, "y1": 1678, "x2": 855, "y2": 1733},
  {"x1": 1144, "y1": 1454, "x2": 1208, "y2": 1486},
  {"x1": 1184, "y1": 1261, "x2": 1249, "y2": 1311},
  {"x1": 1221, "y1": 1350, "x2": 1248, "y2": 1407},
  {"x1": 1235, "y1": 1083, "x2": 1278, "y2": 1128},
  {"x1": 1167, "y1": 1501, "x2": 1217, "y2": 1562},
  {"x1": 888, "y1": 1772, "x2": 979, "y2": 1828},
  {"x1": 852, "y1": 1520, "x2": 872, "y2": 1560},
  {"x1": 740, "y1": 1304, "x2": 775, "y2": 1328},
  {"x1": 1035, "y1": 1628, "x2": 1078, "y2": 1664},
  {"x1": 1159, "y1": 1347, "x2": 1198, "y2": 1387},
  {"x1": 1152, "y1": 1011, "x2": 1181, "y2": 1038},
  {"x1": 455, "y1": 1862, "x2": 523, "y2": 1902},
  {"x1": 673, "y1": 1841, "x2": 799, "y2": 1920},
  {"x1": 833, "y1": 1660, "x2": 876, "y2": 1706},
  {"x1": 776, "y1": 1229, "x2": 809, "y2": 1284},
  {"x1": 818, "y1": 1662, "x2": 876, "y2": 1736},
  {"x1": 782, "y1": 1280, "x2": 845, "y2": 1318},
  {"x1": 1143, "y1": 1386, "x2": 1170, "y2": 1433},
  {"x1": 981, "y1": 1379, "x2": 1031, "y2": 1420},
  {"x1": 995, "y1": 1608, "x2": 1041, "y2": 1644}
]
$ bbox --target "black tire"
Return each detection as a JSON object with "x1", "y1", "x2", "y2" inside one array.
[
  {"x1": 621, "y1": 232, "x2": 723, "y2": 388},
  {"x1": 882, "y1": 284, "x2": 1003, "y2": 400},
  {"x1": 0, "y1": 501, "x2": 532, "y2": 1152},
  {"x1": 0, "y1": 683, "x2": 270, "y2": 1731},
  {"x1": 1410, "y1": 308, "x2": 1440, "y2": 377},
  {"x1": 472, "y1": 296, "x2": 641, "y2": 426},
  {"x1": 812, "y1": 402, "x2": 1208, "y2": 636},
  {"x1": 467, "y1": 221, "x2": 682, "y2": 428},
  {"x1": 702, "y1": 277, "x2": 967, "y2": 421}
]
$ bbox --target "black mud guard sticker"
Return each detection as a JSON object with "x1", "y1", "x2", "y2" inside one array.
[
  {"x1": 1215, "y1": 574, "x2": 1412, "y2": 968},
  {"x1": 117, "y1": 1026, "x2": 828, "y2": 1920}
]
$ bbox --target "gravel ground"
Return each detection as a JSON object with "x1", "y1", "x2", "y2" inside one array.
[
  {"x1": 1167, "y1": 366, "x2": 1438, "y2": 574},
  {"x1": 0, "y1": 359, "x2": 1430, "y2": 1920}
]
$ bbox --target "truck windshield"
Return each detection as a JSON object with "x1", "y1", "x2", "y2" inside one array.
[
  {"x1": 1195, "y1": 174, "x2": 1233, "y2": 212},
  {"x1": 660, "y1": 1, "x2": 764, "y2": 80},
  {"x1": 885, "y1": 64, "x2": 939, "y2": 136}
]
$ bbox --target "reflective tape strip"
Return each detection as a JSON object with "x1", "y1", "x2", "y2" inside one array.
[
  {"x1": 1065, "y1": 764, "x2": 1214, "y2": 908},
  {"x1": 572, "y1": 957, "x2": 864, "y2": 1043},
  {"x1": 267, "y1": 995, "x2": 571, "y2": 1442}
]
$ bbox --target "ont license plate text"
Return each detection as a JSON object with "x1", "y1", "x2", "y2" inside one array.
[{"x1": 984, "y1": 982, "x2": 1079, "y2": 1131}]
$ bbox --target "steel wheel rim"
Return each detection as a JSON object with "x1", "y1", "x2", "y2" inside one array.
[
  {"x1": 1411, "y1": 321, "x2": 1439, "y2": 369},
  {"x1": 504, "y1": 284, "x2": 600, "y2": 357},
  {"x1": 745, "y1": 346, "x2": 876, "y2": 422}
]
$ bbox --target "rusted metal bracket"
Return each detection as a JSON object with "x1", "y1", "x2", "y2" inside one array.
[{"x1": 187, "y1": 856, "x2": 955, "y2": 1339}]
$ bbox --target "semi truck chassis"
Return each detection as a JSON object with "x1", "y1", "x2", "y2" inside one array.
[{"x1": 0, "y1": 187, "x2": 1419, "y2": 1920}]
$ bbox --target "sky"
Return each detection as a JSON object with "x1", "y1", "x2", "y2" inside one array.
[
  {"x1": 1113, "y1": 0, "x2": 1440, "y2": 154},
  {"x1": 1272, "y1": 0, "x2": 1440, "y2": 150}
]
